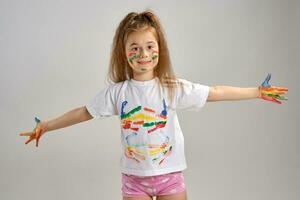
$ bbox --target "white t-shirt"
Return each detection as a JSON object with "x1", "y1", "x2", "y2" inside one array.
[{"x1": 86, "y1": 77, "x2": 209, "y2": 176}]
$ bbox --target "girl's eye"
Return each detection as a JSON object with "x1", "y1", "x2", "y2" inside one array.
[
  {"x1": 148, "y1": 46, "x2": 153, "y2": 49},
  {"x1": 131, "y1": 47, "x2": 138, "y2": 51}
]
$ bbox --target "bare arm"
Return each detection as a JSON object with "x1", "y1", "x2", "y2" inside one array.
[
  {"x1": 207, "y1": 86, "x2": 260, "y2": 102},
  {"x1": 20, "y1": 106, "x2": 93, "y2": 147},
  {"x1": 44, "y1": 106, "x2": 93, "y2": 132},
  {"x1": 207, "y1": 74, "x2": 288, "y2": 103}
]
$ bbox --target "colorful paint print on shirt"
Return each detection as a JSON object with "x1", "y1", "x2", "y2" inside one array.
[{"x1": 120, "y1": 99, "x2": 172, "y2": 165}]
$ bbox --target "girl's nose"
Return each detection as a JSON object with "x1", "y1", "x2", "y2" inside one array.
[{"x1": 140, "y1": 49, "x2": 148, "y2": 58}]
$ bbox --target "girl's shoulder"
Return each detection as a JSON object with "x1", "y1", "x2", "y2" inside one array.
[
  {"x1": 97, "y1": 80, "x2": 127, "y2": 94},
  {"x1": 160, "y1": 77, "x2": 189, "y2": 87},
  {"x1": 105, "y1": 79, "x2": 128, "y2": 86}
]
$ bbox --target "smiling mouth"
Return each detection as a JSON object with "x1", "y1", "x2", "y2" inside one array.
[{"x1": 137, "y1": 60, "x2": 151, "y2": 64}]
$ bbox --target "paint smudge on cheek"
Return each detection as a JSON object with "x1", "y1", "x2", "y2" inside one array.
[
  {"x1": 152, "y1": 50, "x2": 159, "y2": 61},
  {"x1": 152, "y1": 55, "x2": 158, "y2": 61},
  {"x1": 128, "y1": 52, "x2": 140, "y2": 64}
]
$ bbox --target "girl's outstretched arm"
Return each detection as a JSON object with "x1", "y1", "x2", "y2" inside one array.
[
  {"x1": 207, "y1": 86, "x2": 260, "y2": 102},
  {"x1": 207, "y1": 74, "x2": 288, "y2": 103},
  {"x1": 44, "y1": 106, "x2": 93, "y2": 132},
  {"x1": 20, "y1": 106, "x2": 93, "y2": 147}
]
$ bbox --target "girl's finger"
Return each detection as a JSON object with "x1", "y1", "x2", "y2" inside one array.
[
  {"x1": 35, "y1": 128, "x2": 43, "y2": 147},
  {"x1": 263, "y1": 87, "x2": 288, "y2": 92},
  {"x1": 25, "y1": 136, "x2": 35, "y2": 145},
  {"x1": 275, "y1": 95, "x2": 288, "y2": 100},
  {"x1": 19, "y1": 132, "x2": 34, "y2": 136},
  {"x1": 261, "y1": 95, "x2": 281, "y2": 104},
  {"x1": 273, "y1": 87, "x2": 288, "y2": 91},
  {"x1": 271, "y1": 98, "x2": 281, "y2": 104}
]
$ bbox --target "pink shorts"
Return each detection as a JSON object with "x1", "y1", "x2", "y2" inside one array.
[{"x1": 121, "y1": 171, "x2": 186, "y2": 198}]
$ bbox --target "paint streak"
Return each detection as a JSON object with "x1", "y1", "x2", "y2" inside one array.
[
  {"x1": 131, "y1": 127, "x2": 139, "y2": 131},
  {"x1": 125, "y1": 146, "x2": 146, "y2": 163},
  {"x1": 148, "y1": 122, "x2": 166, "y2": 134},
  {"x1": 128, "y1": 52, "x2": 136, "y2": 57},
  {"x1": 161, "y1": 99, "x2": 167, "y2": 117},
  {"x1": 130, "y1": 113, "x2": 156, "y2": 121},
  {"x1": 144, "y1": 107, "x2": 155, "y2": 113},
  {"x1": 133, "y1": 120, "x2": 144, "y2": 125},
  {"x1": 152, "y1": 50, "x2": 159, "y2": 61},
  {"x1": 128, "y1": 54, "x2": 140, "y2": 64},
  {"x1": 121, "y1": 105, "x2": 142, "y2": 120},
  {"x1": 158, "y1": 146, "x2": 172, "y2": 165},
  {"x1": 159, "y1": 115, "x2": 167, "y2": 120},
  {"x1": 152, "y1": 55, "x2": 158, "y2": 60},
  {"x1": 143, "y1": 121, "x2": 165, "y2": 127}
]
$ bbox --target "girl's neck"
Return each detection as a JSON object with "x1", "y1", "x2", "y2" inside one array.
[{"x1": 132, "y1": 72, "x2": 155, "y2": 81}]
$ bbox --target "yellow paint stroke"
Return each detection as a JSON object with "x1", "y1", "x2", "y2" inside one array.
[
  {"x1": 149, "y1": 148, "x2": 165, "y2": 156},
  {"x1": 127, "y1": 146, "x2": 146, "y2": 155},
  {"x1": 127, "y1": 113, "x2": 156, "y2": 121}
]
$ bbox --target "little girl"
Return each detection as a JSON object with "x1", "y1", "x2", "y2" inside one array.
[{"x1": 20, "y1": 11, "x2": 288, "y2": 200}]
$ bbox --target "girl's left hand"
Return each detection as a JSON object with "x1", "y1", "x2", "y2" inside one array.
[
  {"x1": 259, "y1": 73, "x2": 288, "y2": 104},
  {"x1": 19, "y1": 117, "x2": 47, "y2": 147}
]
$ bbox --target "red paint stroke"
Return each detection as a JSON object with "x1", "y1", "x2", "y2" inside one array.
[
  {"x1": 125, "y1": 150, "x2": 140, "y2": 163},
  {"x1": 122, "y1": 120, "x2": 132, "y2": 129},
  {"x1": 148, "y1": 123, "x2": 166, "y2": 134},
  {"x1": 159, "y1": 114, "x2": 167, "y2": 119},
  {"x1": 128, "y1": 52, "x2": 136, "y2": 57},
  {"x1": 144, "y1": 107, "x2": 155, "y2": 113},
  {"x1": 123, "y1": 124, "x2": 130, "y2": 129},
  {"x1": 131, "y1": 127, "x2": 139, "y2": 131},
  {"x1": 159, "y1": 147, "x2": 172, "y2": 165},
  {"x1": 133, "y1": 121, "x2": 144, "y2": 125},
  {"x1": 261, "y1": 95, "x2": 281, "y2": 104}
]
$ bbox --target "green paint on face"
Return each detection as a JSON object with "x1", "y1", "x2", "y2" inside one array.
[
  {"x1": 152, "y1": 54, "x2": 158, "y2": 60},
  {"x1": 128, "y1": 54, "x2": 140, "y2": 64}
]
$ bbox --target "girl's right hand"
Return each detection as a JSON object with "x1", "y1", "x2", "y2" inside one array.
[
  {"x1": 19, "y1": 117, "x2": 48, "y2": 147},
  {"x1": 259, "y1": 73, "x2": 288, "y2": 104}
]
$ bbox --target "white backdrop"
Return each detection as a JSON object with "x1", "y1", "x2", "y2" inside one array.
[{"x1": 1, "y1": 0, "x2": 299, "y2": 199}]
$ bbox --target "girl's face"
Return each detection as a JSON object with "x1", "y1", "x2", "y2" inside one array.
[{"x1": 125, "y1": 28, "x2": 159, "y2": 80}]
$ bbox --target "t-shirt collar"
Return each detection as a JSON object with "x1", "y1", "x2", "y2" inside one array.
[{"x1": 129, "y1": 77, "x2": 158, "y2": 86}]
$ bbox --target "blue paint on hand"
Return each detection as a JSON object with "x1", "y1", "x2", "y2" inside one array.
[{"x1": 261, "y1": 73, "x2": 272, "y2": 88}]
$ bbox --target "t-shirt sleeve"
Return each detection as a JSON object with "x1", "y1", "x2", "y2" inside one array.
[
  {"x1": 85, "y1": 85, "x2": 118, "y2": 119},
  {"x1": 175, "y1": 78, "x2": 210, "y2": 111}
]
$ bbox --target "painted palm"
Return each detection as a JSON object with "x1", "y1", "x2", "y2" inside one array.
[{"x1": 120, "y1": 99, "x2": 172, "y2": 165}]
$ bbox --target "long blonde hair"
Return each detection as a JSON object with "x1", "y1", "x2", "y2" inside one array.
[{"x1": 107, "y1": 10, "x2": 180, "y2": 103}]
